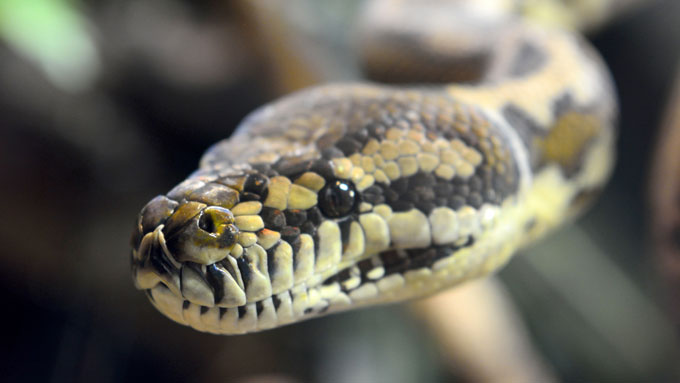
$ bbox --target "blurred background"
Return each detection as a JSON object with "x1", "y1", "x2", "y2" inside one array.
[{"x1": 1, "y1": 0, "x2": 679, "y2": 381}]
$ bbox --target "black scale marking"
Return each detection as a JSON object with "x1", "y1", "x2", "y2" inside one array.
[{"x1": 321, "y1": 238, "x2": 476, "y2": 293}]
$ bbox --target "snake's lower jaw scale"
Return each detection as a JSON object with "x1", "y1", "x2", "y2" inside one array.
[{"x1": 131, "y1": 198, "x2": 502, "y2": 335}]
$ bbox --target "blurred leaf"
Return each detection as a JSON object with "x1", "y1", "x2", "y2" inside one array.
[{"x1": 0, "y1": 0, "x2": 99, "y2": 92}]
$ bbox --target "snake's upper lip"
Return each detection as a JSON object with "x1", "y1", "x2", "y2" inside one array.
[
  {"x1": 132, "y1": 226, "x2": 248, "y2": 308},
  {"x1": 131, "y1": 195, "x2": 246, "y2": 308},
  {"x1": 132, "y1": 226, "x2": 181, "y2": 296}
]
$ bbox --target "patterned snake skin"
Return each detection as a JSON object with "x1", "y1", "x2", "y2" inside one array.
[{"x1": 129, "y1": 1, "x2": 617, "y2": 334}]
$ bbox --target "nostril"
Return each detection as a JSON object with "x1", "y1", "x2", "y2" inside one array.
[
  {"x1": 199, "y1": 211, "x2": 217, "y2": 233},
  {"x1": 198, "y1": 206, "x2": 234, "y2": 235}
]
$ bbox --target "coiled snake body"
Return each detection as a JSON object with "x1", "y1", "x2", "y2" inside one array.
[{"x1": 130, "y1": 1, "x2": 617, "y2": 334}]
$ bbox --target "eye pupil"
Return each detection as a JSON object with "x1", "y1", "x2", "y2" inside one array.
[{"x1": 319, "y1": 180, "x2": 357, "y2": 218}]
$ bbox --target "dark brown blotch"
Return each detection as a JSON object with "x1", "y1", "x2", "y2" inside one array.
[
  {"x1": 244, "y1": 173, "x2": 269, "y2": 196},
  {"x1": 272, "y1": 294, "x2": 281, "y2": 310},
  {"x1": 140, "y1": 195, "x2": 179, "y2": 234},
  {"x1": 206, "y1": 264, "x2": 227, "y2": 304},
  {"x1": 240, "y1": 192, "x2": 262, "y2": 202},
  {"x1": 280, "y1": 226, "x2": 301, "y2": 245},
  {"x1": 189, "y1": 183, "x2": 240, "y2": 209},
  {"x1": 236, "y1": 257, "x2": 252, "y2": 288},
  {"x1": 284, "y1": 209, "x2": 307, "y2": 227},
  {"x1": 310, "y1": 160, "x2": 335, "y2": 180},
  {"x1": 237, "y1": 306, "x2": 247, "y2": 318},
  {"x1": 261, "y1": 207, "x2": 286, "y2": 231},
  {"x1": 300, "y1": 221, "x2": 317, "y2": 236},
  {"x1": 362, "y1": 185, "x2": 385, "y2": 205},
  {"x1": 274, "y1": 157, "x2": 313, "y2": 177},
  {"x1": 336, "y1": 137, "x2": 363, "y2": 155},
  {"x1": 306, "y1": 207, "x2": 323, "y2": 226},
  {"x1": 162, "y1": 201, "x2": 206, "y2": 239}
]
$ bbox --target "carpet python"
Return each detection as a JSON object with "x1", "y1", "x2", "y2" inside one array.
[{"x1": 130, "y1": 0, "x2": 617, "y2": 334}]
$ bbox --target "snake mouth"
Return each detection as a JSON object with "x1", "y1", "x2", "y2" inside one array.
[
  {"x1": 131, "y1": 215, "x2": 323, "y2": 333},
  {"x1": 132, "y1": 206, "x2": 479, "y2": 334},
  {"x1": 130, "y1": 193, "x2": 320, "y2": 333}
]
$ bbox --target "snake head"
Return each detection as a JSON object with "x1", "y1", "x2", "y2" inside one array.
[
  {"x1": 130, "y1": 179, "x2": 255, "y2": 317},
  {"x1": 128, "y1": 85, "x2": 528, "y2": 335},
  {"x1": 130, "y1": 152, "x2": 371, "y2": 331}
]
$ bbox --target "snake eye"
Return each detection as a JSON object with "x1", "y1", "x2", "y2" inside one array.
[{"x1": 319, "y1": 180, "x2": 357, "y2": 218}]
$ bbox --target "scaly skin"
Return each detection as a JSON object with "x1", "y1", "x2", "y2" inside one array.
[{"x1": 130, "y1": 3, "x2": 616, "y2": 334}]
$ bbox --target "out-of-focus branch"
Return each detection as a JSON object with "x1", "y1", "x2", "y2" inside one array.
[
  {"x1": 412, "y1": 278, "x2": 557, "y2": 383},
  {"x1": 650, "y1": 66, "x2": 680, "y2": 325}
]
